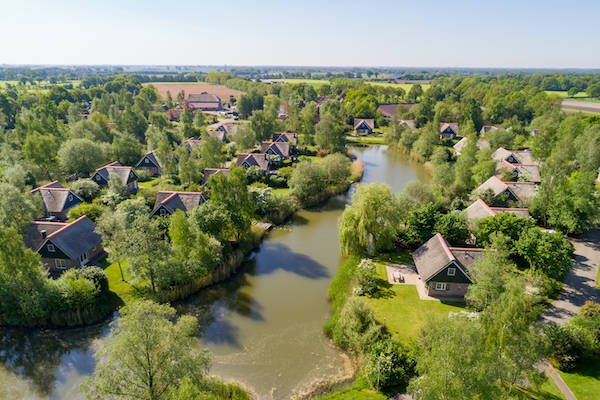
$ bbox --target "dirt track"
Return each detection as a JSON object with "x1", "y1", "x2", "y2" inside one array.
[{"x1": 561, "y1": 99, "x2": 600, "y2": 113}]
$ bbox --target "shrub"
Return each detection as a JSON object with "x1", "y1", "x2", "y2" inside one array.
[
  {"x1": 354, "y1": 259, "x2": 378, "y2": 296},
  {"x1": 332, "y1": 297, "x2": 387, "y2": 354},
  {"x1": 546, "y1": 323, "x2": 597, "y2": 370},
  {"x1": 136, "y1": 169, "x2": 153, "y2": 182},
  {"x1": 365, "y1": 339, "x2": 416, "y2": 391},
  {"x1": 69, "y1": 179, "x2": 100, "y2": 202},
  {"x1": 78, "y1": 266, "x2": 109, "y2": 294},
  {"x1": 67, "y1": 203, "x2": 105, "y2": 222},
  {"x1": 55, "y1": 271, "x2": 100, "y2": 310},
  {"x1": 268, "y1": 174, "x2": 287, "y2": 188}
]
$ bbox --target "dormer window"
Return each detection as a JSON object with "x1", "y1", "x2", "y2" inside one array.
[{"x1": 47, "y1": 244, "x2": 55, "y2": 252}]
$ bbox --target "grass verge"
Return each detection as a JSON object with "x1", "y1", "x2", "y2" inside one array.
[{"x1": 557, "y1": 360, "x2": 600, "y2": 400}]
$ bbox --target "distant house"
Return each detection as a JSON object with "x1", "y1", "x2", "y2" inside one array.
[
  {"x1": 184, "y1": 137, "x2": 203, "y2": 152},
  {"x1": 135, "y1": 151, "x2": 163, "y2": 177},
  {"x1": 90, "y1": 162, "x2": 139, "y2": 194},
  {"x1": 235, "y1": 153, "x2": 270, "y2": 171},
  {"x1": 480, "y1": 125, "x2": 504, "y2": 136},
  {"x1": 492, "y1": 147, "x2": 535, "y2": 165},
  {"x1": 353, "y1": 118, "x2": 375, "y2": 135},
  {"x1": 260, "y1": 141, "x2": 290, "y2": 159},
  {"x1": 166, "y1": 108, "x2": 183, "y2": 122},
  {"x1": 187, "y1": 92, "x2": 222, "y2": 111},
  {"x1": 203, "y1": 168, "x2": 231, "y2": 184},
  {"x1": 207, "y1": 130, "x2": 228, "y2": 143},
  {"x1": 215, "y1": 123, "x2": 239, "y2": 136},
  {"x1": 474, "y1": 176, "x2": 538, "y2": 203},
  {"x1": 398, "y1": 119, "x2": 416, "y2": 129},
  {"x1": 273, "y1": 132, "x2": 298, "y2": 149},
  {"x1": 464, "y1": 198, "x2": 530, "y2": 221},
  {"x1": 453, "y1": 137, "x2": 490, "y2": 155},
  {"x1": 377, "y1": 103, "x2": 417, "y2": 119},
  {"x1": 24, "y1": 216, "x2": 103, "y2": 275},
  {"x1": 151, "y1": 191, "x2": 206, "y2": 217},
  {"x1": 31, "y1": 181, "x2": 82, "y2": 221},
  {"x1": 413, "y1": 234, "x2": 485, "y2": 300},
  {"x1": 495, "y1": 160, "x2": 541, "y2": 183},
  {"x1": 440, "y1": 123, "x2": 459, "y2": 139}
]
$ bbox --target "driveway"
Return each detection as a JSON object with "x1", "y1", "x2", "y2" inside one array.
[{"x1": 539, "y1": 229, "x2": 600, "y2": 325}]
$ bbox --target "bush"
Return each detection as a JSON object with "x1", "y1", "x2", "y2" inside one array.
[
  {"x1": 332, "y1": 297, "x2": 387, "y2": 354},
  {"x1": 546, "y1": 322, "x2": 597, "y2": 370},
  {"x1": 67, "y1": 203, "x2": 105, "y2": 222},
  {"x1": 245, "y1": 166, "x2": 266, "y2": 184},
  {"x1": 54, "y1": 270, "x2": 100, "y2": 310},
  {"x1": 354, "y1": 259, "x2": 378, "y2": 296},
  {"x1": 78, "y1": 266, "x2": 109, "y2": 294},
  {"x1": 365, "y1": 339, "x2": 416, "y2": 392},
  {"x1": 268, "y1": 174, "x2": 287, "y2": 188},
  {"x1": 136, "y1": 169, "x2": 153, "y2": 182},
  {"x1": 70, "y1": 179, "x2": 100, "y2": 202}
]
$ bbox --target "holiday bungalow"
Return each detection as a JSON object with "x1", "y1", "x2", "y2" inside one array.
[
  {"x1": 474, "y1": 176, "x2": 538, "y2": 204},
  {"x1": 23, "y1": 216, "x2": 103, "y2": 275},
  {"x1": 203, "y1": 168, "x2": 231, "y2": 184},
  {"x1": 464, "y1": 198, "x2": 531, "y2": 221},
  {"x1": 453, "y1": 137, "x2": 490, "y2": 155},
  {"x1": 151, "y1": 191, "x2": 205, "y2": 217},
  {"x1": 492, "y1": 148, "x2": 535, "y2": 165},
  {"x1": 353, "y1": 118, "x2": 375, "y2": 136},
  {"x1": 260, "y1": 141, "x2": 290, "y2": 159},
  {"x1": 31, "y1": 181, "x2": 82, "y2": 221},
  {"x1": 440, "y1": 123, "x2": 459, "y2": 139},
  {"x1": 495, "y1": 160, "x2": 541, "y2": 183},
  {"x1": 135, "y1": 151, "x2": 163, "y2": 177},
  {"x1": 273, "y1": 132, "x2": 298, "y2": 149},
  {"x1": 235, "y1": 153, "x2": 270, "y2": 172},
  {"x1": 479, "y1": 125, "x2": 505, "y2": 136},
  {"x1": 90, "y1": 162, "x2": 139, "y2": 194},
  {"x1": 413, "y1": 234, "x2": 485, "y2": 300}
]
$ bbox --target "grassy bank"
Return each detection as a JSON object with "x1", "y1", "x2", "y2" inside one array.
[{"x1": 557, "y1": 361, "x2": 600, "y2": 400}]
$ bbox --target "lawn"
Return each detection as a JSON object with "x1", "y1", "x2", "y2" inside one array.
[
  {"x1": 100, "y1": 259, "x2": 146, "y2": 306},
  {"x1": 557, "y1": 360, "x2": 600, "y2": 400},
  {"x1": 271, "y1": 187, "x2": 290, "y2": 196},
  {"x1": 315, "y1": 377, "x2": 387, "y2": 400},
  {"x1": 366, "y1": 261, "x2": 466, "y2": 341}
]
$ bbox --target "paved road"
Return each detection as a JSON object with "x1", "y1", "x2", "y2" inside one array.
[{"x1": 540, "y1": 229, "x2": 600, "y2": 325}]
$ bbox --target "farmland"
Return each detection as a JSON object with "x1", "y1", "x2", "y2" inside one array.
[
  {"x1": 146, "y1": 82, "x2": 244, "y2": 100},
  {"x1": 270, "y1": 78, "x2": 430, "y2": 91}
]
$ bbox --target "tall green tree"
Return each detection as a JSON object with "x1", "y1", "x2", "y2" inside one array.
[
  {"x1": 58, "y1": 138, "x2": 107, "y2": 176},
  {"x1": 23, "y1": 132, "x2": 59, "y2": 178},
  {"x1": 339, "y1": 183, "x2": 401, "y2": 255},
  {"x1": 0, "y1": 183, "x2": 42, "y2": 234},
  {"x1": 81, "y1": 300, "x2": 210, "y2": 400},
  {"x1": 315, "y1": 114, "x2": 345, "y2": 153}
]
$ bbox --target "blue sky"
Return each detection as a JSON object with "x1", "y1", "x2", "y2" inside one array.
[{"x1": 1, "y1": 0, "x2": 599, "y2": 68}]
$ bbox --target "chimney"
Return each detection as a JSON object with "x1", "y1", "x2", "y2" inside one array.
[{"x1": 41, "y1": 230, "x2": 47, "y2": 238}]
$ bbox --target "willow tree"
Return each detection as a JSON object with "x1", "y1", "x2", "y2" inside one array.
[{"x1": 339, "y1": 183, "x2": 401, "y2": 256}]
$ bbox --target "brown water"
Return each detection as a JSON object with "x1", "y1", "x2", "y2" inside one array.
[{"x1": 0, "y1": 145, "x2": 428, "y2": 400}]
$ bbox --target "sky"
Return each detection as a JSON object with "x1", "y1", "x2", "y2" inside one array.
[{"x1": 1, "y1": 0, "x2": 599, "y2": 68}]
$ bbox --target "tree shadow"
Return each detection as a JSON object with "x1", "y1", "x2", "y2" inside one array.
[
  {"x1": 252, "y1": 242, "x2": 330, "y2": 280},
  {"x1": 368, "y1": 278, "x2": 396, "y2": 299}
]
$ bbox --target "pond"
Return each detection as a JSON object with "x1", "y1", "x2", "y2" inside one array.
[{"x1": 0, "y1": 145, "x2": 428, "y2": 400}]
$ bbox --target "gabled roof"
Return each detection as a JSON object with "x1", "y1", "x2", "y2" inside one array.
[
  {"x1": 235, "y1": 153, "x2": 270, "y2": 171},
  {"x1": 353, "y1": 118, "x2": 375, "y2": 130},
  {"x1": 29, "y1": 216, "x2": 102, "y2": 259},
  {"x1": 480, "y1": 125, "x2": 504, "y2": 134},
  {"x1": 24, "y1": 221, "x2": 69, "y2": 253},
  {"x1": 184, "y1": 137, "x2": 202, "y2": 151},
  {"x1": 413, "y1": 234, "x2": 484, "y2": 282},
  {"x1": 31, "y1": 182, "x2": 82, "y2": 213},
  {"x1": 496, "y1": 160, "x2": 541, "y2": 183},
  {"x1": 152, "y1": 191, "x2": 205, "y2": 215},
  {"x1": 92, "y1": 162, "x2": 139, "y2": 185},
  {"x1": 273, "y1": 132, "x2": 298, "y2": 146},
  {"x1": 464, "y1": 198, "x2": 530, "y2": 220},
  {"x1": 207, "y1": 130, "x2": 227, "y2": 142},
  {"x1": 475, "y1": 175, "x2": 509, "y2": 197},
  {"x1": 203, "y1": 168, "x2": 231, "y2": 184},
  {"x1": 453, "y1": 137, "x2": 490, "y2": 155},
  {"x1": 260, "y1": 141, "x2": 290, "y2": 158},
  {"x1": 398, "y1": 119, "x2": 416, "y2": 129},
  {"x1": 135, "y1": 151, "x2": 162, "y2": 169},
  {"x1": 504, "y1": 181, "x2": 538, "y2": 202},
  {"x1": 217, "y1": 123, "x2": 239, "y2": 135},
  {"x1": 188, "y1": 92, "x2": 220, "y2": 103},
  {"x1": 492, "y1": 147, "x2": 535, "y2": 165},
  {"x1": 440, "y1": 122, "x2": 459, "y2": 134}
]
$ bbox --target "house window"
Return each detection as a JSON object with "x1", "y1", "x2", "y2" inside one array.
[
  {"x1": 435, "y1": 282, "x2": 447, "y2": 291},
  {"x1": 159, "y1": 208, "x2": 166, "y2": 216},
  {"x1": 79, "y1": 252, "x2": 88, "y2": 264},
  {"x1": 95, "y1": 175, "x2": 101, "y2": 181},
  {"x1": 68, "y1": 194, "x2": 73, "y2": 201},
  {"x1": 47, "y1": 243, "x2": 55, "y2": 252},
  {"x1": 55, "y1": 259, "x2": 66, "y2": 269},
  {"x1": 447, "y1": 267, "x2": 456, "y2": 276}
]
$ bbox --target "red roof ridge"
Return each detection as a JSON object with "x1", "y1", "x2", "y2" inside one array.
[
  {"x1": 32, "y1": 180, "x2": 60, "y2": 191},
  {"x1": 491, "y1": 175, "x2": 509, "y2": 188},
  {"x1": 476, "y1": 198, "x2": 497, "y2": 216},
  {"x1": 46, "y1": 215, "x2": 88, "y2": 239},
  {"x1": 158, "y1": 190, "x2": 204, "y2": 195},
  {"x1": 505, "y1": 181, "x2": 536, "y2": 185},
  {"x1": 489, "y1": 207, "x2": 529, "y2": 211},
  {"x1": 160, "y1": 192, "x2": 178, "y2": 205},
  {"x1": 436, "y1": 233, "x2": 456, "y2": 261},
  {"x1": 30, "y1": 221, "x2": 68, "y2": 226}
]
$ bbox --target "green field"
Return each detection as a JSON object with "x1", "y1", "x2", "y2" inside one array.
[
  {"x1": 271, "y1": 78, "x2": 429, "y2": 91},
  {"x1": 557, "y1": 361, "x2": 600, "y2": 400},
  {"x1": 544, "y1": 90, "x2": 589, "y2": 99}
]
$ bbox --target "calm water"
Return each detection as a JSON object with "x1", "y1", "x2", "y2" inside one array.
[{"x1": 0, "y1": 145, "x2": 428, "y2": 400}]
